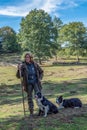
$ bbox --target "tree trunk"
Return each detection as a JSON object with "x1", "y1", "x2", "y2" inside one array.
[
  {"x1": 86, "y1": 49, "x2": 87, "y2": 55},
  {"x1": 77, "y1": 56, "x2": 80, "y2": 63},
  {"x1": 55, "y1": 55, "x2": 57, "y2": 61},
  {"x1": 38, "y1": 58, "x2": 42, "y2": 65},
  {"x1": 76, "y1": 52, "x2": 80, "y2": 63}
]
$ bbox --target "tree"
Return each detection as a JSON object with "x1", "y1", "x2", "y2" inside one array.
[
  {"x1": 53, "y1": 16, "x2": 63, "y2": 60},
  {"x1": 0, "y1": 26, "x2": 18, "y2": 52},
  {"x1": 0, "y1": 37, "x2": 3, "y2": 52},
  {"x1": 53, "y1": 16, "x2": 63, "y2": 31},
  {"x1": 18, "y1": 9, "x2": 57, "y2": 63},
  {"x1": 81, "y1": 28, "x2": 87, "y2": 56},
  {"x1": 59, "y1": 22, "x2": 87, "y2": 62}
]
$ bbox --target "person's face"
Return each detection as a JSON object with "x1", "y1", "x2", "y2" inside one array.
[{"x1": 25, "y1": 54, "x2": 31, "y2": 63}]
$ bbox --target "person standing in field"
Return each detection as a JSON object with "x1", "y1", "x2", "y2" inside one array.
[{"x1": 16, "y1": 52, "x2": 43, "y2": 117}]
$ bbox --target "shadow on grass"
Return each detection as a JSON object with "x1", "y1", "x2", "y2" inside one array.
[
  {"x1": 42, "y1": 77, "x2": 87, "y2": 98},
  {"x1": 0, "y1": 115, "x2": 34, "y2": 130},
  {"x1": 0, "y1": 80, "x2": 87, "y2": 130},
  {"x1": 0, "y1": 104, "x2": 87, "y2": 130},
  {"x1": 0, "y1": 84, "x2": 27, "y2": 106},
  {"x1": 0, "y1": 77, "x2": 87, "y2": 106},
  {"x1": 42, "y1": 62, "x2": 87, "y2": 67}
]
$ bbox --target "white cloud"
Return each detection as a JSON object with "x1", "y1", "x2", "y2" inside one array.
[
  {"x1": 0, "y1": 6, "x2": 28, "y2": 16},
  {"x1": 41, "y1": 0, "x2": 60, "y2": 13},
  {"x1": 0, "y1": 0, "x2": 83, "y2": 17}
]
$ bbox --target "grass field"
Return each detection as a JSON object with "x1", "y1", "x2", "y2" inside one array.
[{"x1": 0, "y1": 54, "x2": 87, "y2": 130}]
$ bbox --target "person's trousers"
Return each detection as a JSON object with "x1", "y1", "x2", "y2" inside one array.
[{"x1": 27, "y1": 82, "x2": 41, "y2": 113}]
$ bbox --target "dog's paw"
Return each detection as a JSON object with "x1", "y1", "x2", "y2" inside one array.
[
  {"x1": 58, "y1": 107, "x2": 62, "y2": 110},
  {"x1": 44, "y1": 115, "x2": 47, "y2": 117},
  {"x1": 58, "y1": 106, "x2": 64, "y2": 109}
]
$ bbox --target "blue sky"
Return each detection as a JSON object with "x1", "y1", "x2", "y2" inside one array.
[{"x1": 0, "y1": 0, "x2": 87, "y2": 32}]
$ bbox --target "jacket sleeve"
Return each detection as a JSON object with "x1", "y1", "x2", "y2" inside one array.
[
  {"x1": 16, "y1": 69, "x2": 20, "y2": 78},
  {"x1": 16, "y1": 65, "x2": 24, "y2": 78}
]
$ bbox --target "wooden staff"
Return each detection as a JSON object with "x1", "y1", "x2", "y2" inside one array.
[{"x1": 19, "y1": 64, "x2": 26, "y2": 116}]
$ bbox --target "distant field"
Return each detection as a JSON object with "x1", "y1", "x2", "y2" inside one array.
[
  {"x1": 0, "y1": 54, "x2": 87, "y2": 130},
  {"x1": 0, "y1": 53, "x2": 87, "y2": 65}
]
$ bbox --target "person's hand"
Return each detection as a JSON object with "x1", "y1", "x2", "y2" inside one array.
[
  {"x1": 18, "y1": 63, "x2": 22, "y2": 70},
  {"x1": 23, "y1": 86, "x2": 26, "y2": 92}
]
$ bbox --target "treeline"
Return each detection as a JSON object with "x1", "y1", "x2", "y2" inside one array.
[{"x1": 0, "y1": 9, "x2": 87, "y2": 63}]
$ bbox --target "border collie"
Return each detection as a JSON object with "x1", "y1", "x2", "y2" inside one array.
[
  {"x1": 35, "y1": 92, "x2": 58, "y2": 117},
  {"x1": 56, "y1": 96, "x2": 82, "y2": 109}
]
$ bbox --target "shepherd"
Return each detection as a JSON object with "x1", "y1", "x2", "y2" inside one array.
[{"x1": 16, "y1": 52, "x2": 44, "y2": 117}]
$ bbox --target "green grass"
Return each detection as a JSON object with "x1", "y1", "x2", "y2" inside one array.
[{"x1": 0, "y1": 60, "x2": 87, "y2": 130}]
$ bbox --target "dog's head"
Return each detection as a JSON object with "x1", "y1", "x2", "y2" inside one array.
[
  {"x1": 35, "y1": 92, "x2": 43, "y2": 99},
  {"x1": 56, "y1": 95, "x2": 63, "y2": 105}
]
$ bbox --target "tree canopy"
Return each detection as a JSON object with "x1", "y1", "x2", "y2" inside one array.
[
  {"x1": 18, "y1": 9, "x2": 58, "y2": 62},
  {"x1": 59, "y1": 22, "x2": 87, "y2": 61},
  {"x1": 0, "y1": 26, "x2": 18, "y2": 52},
  {"x1": 53, "y1": 16, "x2": 63, "y2": 59}
]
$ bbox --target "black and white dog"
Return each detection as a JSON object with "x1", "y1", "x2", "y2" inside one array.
[
  {"x1": 35, "y1": 92, "x2": 58, "y2": 117},
  {"x1": 56, "y1": 96, "x2": 82, "y2": 109}
]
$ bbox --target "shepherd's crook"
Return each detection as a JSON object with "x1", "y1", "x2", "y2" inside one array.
[{"x1": 19, "y1": 66, "x2": 26, "y2": 116}]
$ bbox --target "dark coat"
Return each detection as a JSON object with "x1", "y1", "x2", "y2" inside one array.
[{"x1": 16, "y1": 61, "x2": 43, "y2": 92}]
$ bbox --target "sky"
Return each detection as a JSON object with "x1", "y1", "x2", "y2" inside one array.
[{"x1": 0, "y1": 0, "x2": 87, "y2": 32}]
